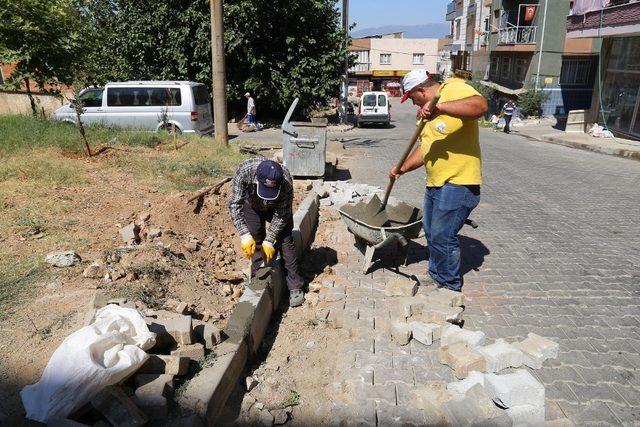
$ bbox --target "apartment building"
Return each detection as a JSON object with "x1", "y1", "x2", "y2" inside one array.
[
  {"x1": 444, "y1": 0, "x2": 492, "y2": 78},
  {"x1": 482, "y1": 0, "x2": 600, "y2": 116},
  {"x1": 567, "y1": 0, "x2": 640, "y2": 139},
  {"x1": 348, "y1": 33, "x2": 439, "y2": 97}
]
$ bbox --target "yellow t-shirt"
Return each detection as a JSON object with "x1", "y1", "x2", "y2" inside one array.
[{"x1": 420, "y1": 77, "x2": 482, "y2": 187}]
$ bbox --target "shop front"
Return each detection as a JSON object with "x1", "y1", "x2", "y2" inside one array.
[{"x1": 372, "y1": 70, "x2": 409, "y2": 97}]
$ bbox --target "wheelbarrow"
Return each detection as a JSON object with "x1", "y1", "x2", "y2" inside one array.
[
  {"x1": 338, "y1": 197, "x2": 424, "y2": 274},
  {"x1": 338, "y1": 196, "x2": 479, "y2": 274}
]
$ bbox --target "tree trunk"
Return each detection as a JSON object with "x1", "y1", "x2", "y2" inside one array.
[{"x1": 24, "y1": 77, "x2": 37, "y2": 117}]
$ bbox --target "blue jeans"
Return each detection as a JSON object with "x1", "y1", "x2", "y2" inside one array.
[{"x1": 423, "y1": 183, "x2": 480, "y2": 291}]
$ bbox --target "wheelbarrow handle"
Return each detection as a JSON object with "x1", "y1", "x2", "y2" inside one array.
[{"x1": 381, "y1": 92, "x2": 441, "y2": 210}]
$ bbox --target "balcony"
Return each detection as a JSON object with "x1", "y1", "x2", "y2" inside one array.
[
  {"x1": 349, "y1": 63, "x2": 371, "y2": 73},
  {"x1": 497, "y1": 26, "x2": 537, "y2": 45},
  {"x1": 446, "y1": 1, "x2": 462, "y2": 21},
  {"x1": 566, "y1": 0, "x2": 640, "y2": 38}
]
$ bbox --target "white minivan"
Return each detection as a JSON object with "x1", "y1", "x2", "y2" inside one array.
[
  {"x1": 52, "y1": 81, "x2": 214, "y2": 135},
  {"x1": 357, "y1": 91, "x2": 391, "y2": 127}
]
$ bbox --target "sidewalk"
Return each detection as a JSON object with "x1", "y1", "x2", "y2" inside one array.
[{"x1": 501, "y1": 124, "x2": 640, "y2": 161}]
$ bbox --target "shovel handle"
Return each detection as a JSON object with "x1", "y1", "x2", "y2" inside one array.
[{"x1": 381, "y1": 92, "x2": 441, "y2": 209}]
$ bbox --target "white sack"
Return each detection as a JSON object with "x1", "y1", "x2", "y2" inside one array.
[{"x1": 21, "y1": 304, "x2": 156, "y2": 422}]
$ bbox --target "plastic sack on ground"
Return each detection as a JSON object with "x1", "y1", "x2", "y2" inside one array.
[
  {"x1": 21, "y1": 304, "x2": 156, "y2": 422},
  {"x1": 588, "y1": 123, "x2": 614, "y2": 138}
]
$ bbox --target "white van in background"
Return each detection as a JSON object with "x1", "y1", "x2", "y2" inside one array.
[
  {"x1": 52, "y1": 81, "x2": 214, "y2": 135},
  {"x1": 357, "y1": 91, "x2": 391, "y2": 128}
]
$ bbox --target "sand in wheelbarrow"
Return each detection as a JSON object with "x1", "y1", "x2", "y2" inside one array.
[{"x1": 341, "y1": 196, "x2": 421, "y2": 228}]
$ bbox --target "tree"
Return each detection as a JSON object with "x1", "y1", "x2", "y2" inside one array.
[
  {"x1": 81, "y1": 0, "x2": 349, "y2": 117},
  {"x1": 0, "y1": 0, "x2": 86, "y2": 116}
]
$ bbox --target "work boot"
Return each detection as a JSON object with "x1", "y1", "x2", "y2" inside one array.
[{"x1": 289, "y1": 289, "x2": 305, "y2": 307}]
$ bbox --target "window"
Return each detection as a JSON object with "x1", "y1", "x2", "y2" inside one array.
[
  {"x1": 107, "y1": 87, "x2": 182, "y2": 107},
  {"x1": 514, "y1": 58, "x2": 528, "y2": 82},
  {"x1": 490, "y1": 56, "x2": 499, "y2": 78},
  {"x1": 192, "y1": 85, "x2": 210, "y2": 105},
  {"x1": 560, "y1": 58, "x2": 592, "y2": 85},
  {"x1": 380, "y1": 54, "x2": 391, "y2": 65},
  {"x1": 500, "y1": 56, "x2": 512, "y2": 79},
  {"x1": 362, "y1": 94, "x2": 377, "y2": 107},
  {"x1": 78, "y1": 88, "x2": 103, "y2": 107},
  {"x1": 412, "y1": 53, "x2": 424, "y2": 65},
  {"x1": 377, "y1": 95, "x2": 387, "y2": 106}
]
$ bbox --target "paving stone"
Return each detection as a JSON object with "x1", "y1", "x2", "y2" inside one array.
[
  {"x1": 351, "y1": 382, "x2": 397, "y2": 404},
  {"x1": 147, "y1": 314, "x2": 193, "y2": 347},
  {"x1": 409, "y1": 321, "x2": 441, "y2": 346},
  {"x1": 543, "y1": 381, "x2": 580, "y2": 403},
  {"x1": 412, "y1": 381, "x2": 453, "y2": 420},
  {"x1": 192, "y1": 320, "x2": 221, "y2": 350},
  {"x1": 415, "y1": 305, "x2": 464, "y2": 324},
  {"x1": 427, "y1": 287, "x2": 465, "y2": 307},
  {"x1": 133, "y1": 374, "x2": 174, "y2": 419},
  {"x1": 567, "y1": 382, "x2": 622, "y2": 403},
  {"x1": 440, "y1": 324, "x2": 486, "y2": 348},
  {"x1": 505, "y1": 404, "x2": 545, "y2": 427},
  {"x1": 374, "y1": 366, "x2": 415, "y2": 385},
  {"x1": 91, "y1": 385, "x2": 148, "y2": 426},
  {"x1": 376, "y1": 401, "x2": 426, "y2": 426},
  {"x1": 476, "y1": 339, "x2": 524, "y2": 373},
  {"x1": 512, "y1": 333, "x2": 559, "y2": 369},
  {"x1": 484, "y1": 370, "x2": 545, "y2": 409},
  {"x1": 556, "y1": 401, "x2": 620, "y2": 426},
  {"x1": 330, "y1": 400, "x2": 376, "y2": 426},
  {"x1": 384, "y1": 277, "x2": 418, "y2": 296},
  {"x1": 605, "y1": 403, "x2": 640, "y2": 426},
  {"x1": 442, "y1": 384, "x2": 508, "y2": 426},
  {"x1": 171, "y1": 343, "x2": 205, "y2": 360},
  {"x1": 390, "y1": 320, "x2": 412, "y2": 345},
  {"x1": 437, "y1": 342, "x2": 486, "y2": 379},
  {"x1": 138, "y1": 354, "x2": 189, "y2": 375},
  {"x1": 447, "y1": 371, "x2": 486, "y2": 399}
]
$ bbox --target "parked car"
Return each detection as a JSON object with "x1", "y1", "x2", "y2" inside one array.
[
  {"x1": 357, "y1": 91, "x2": 391, "y2": 127},
  {"x1": 52, "y1": 81, "x2": 214, "y2": 135}
]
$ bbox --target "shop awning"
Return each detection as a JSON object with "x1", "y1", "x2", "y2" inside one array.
[{"x1": 478, "y1": 80, "x2": 527, "y2": 96}]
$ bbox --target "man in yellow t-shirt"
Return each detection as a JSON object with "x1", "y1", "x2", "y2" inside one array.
[{"x1": 389, "y1": 69, "x2": 487, "y2": 292}]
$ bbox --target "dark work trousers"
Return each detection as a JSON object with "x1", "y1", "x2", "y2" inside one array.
[
  {"x1": 503, "y1": 114, "x2": 512, "y2": 133},
  {"x1": 243, "y1": 202, "x2": 304, "y2": 290}
]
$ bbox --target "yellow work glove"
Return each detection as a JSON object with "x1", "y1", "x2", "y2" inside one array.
[
  {"x1": 261, "y1": 241, "x2": 276, "y2": 265},
  {"x1": 240, "y1": 233, "x2": 256, "y2": 259}
]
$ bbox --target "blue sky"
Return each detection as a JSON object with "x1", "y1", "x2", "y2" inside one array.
[{"x1": 343, "y1": 0, "x2": 450, "y2": 30}]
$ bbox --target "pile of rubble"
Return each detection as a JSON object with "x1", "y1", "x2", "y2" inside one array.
[
  {"x1": 67, "y1": 298, "x2": 223, "y2": 425},
  {"x1": 314, "y1": 181, "x2": 382, "y2": 208},
  {"x1": 384, "y1": 277, "x2": 559, "y2": 425}
]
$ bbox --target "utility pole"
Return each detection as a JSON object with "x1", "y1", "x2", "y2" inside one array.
[
  {"x1": 339, "y1": 0, "x2": 349, "y2": 124},
  {"x1": 211, "y1": 0, "x2": 228, "y2": 145}
]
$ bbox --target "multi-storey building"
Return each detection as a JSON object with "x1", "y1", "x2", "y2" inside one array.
[
  {"x1": 566, "y1": 0, "x2": 640, "y2": 139},
  {"x1": 348, "y1": 33, "x2": 439, "y2": 97},
  {"x1": 483, "y1": 0, "x2": 600, "y2": 116}
]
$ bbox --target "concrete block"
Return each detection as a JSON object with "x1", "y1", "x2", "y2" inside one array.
[
  {"x1": 193, "y1": 320, "x2": 221, "y2": 350},
  {"x1": 442, "y1": 384, "x2": 507, "y2": 426},
  {"x1": 179, "y1": 341, "x2": 248, "y2": 424},
  {"x1": 440, "y1": 324, "x2": 486, "y2": 348},
  {"x1": 416, "y1": 305, "x2": 464, "y2": 324},
  {"x1": 412, "y1": 381, "x2": 452, "y2": 423},
  {"x1": 512, "y1": 333, "x2": 559, "y2": 369},
  {"x1": 447, "y1": 371, "x2": 486, "y2": 399},
  {"x1": 484, "y1": 370, "x2": 545, "y2": 409},
  {"x1": 147, "y1": 315, "x2": 193, "y2": 348},
  {"x1": 171, "y1": 343, "x2": 205, "y2": 360},
  {"x1": 437, "y1": 342, "x2": 486, "y2": 379},
  {"x1": 409, "y1": 321, "x2": 441, "y2": 346},
  {"x1": 390, "y1": 320, "x2": 412, "y2": 345},
  {"x1": 384, "y1": 277, "x2": 418, "y2": 296},
  {"x1": 505, "y1": 404, "x2": 545, "y2": 427},
  {"x1": 476, "y1": 339, "x2": 524, "y2": 373},
  {"x1": 133, "y1": 374, "x2": 174, "y2": 420},
  {"x1": 91, "y1": 385, "x2": 148, "y2": 426},
  {"x1": 138, "y1": 354, "x2": 189, "y2": 375}
]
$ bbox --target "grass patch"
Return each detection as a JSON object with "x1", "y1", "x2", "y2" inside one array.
[
  {"x1": 0, "y1": 255, "x2": 49, "y2": 320},
  {"x1": 282, "y1": 389, "x2": 301, "y2": 408}
]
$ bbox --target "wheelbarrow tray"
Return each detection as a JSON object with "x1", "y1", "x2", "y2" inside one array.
[{"x1": 337, "y1": 204, "x2": 423, "y2": 245}]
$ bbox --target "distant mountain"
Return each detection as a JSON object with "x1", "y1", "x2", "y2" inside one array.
[{"x1": 351, "y1": 23, "x2": 450, "y2": 39}]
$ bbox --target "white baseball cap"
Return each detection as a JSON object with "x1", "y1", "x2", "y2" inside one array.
[
  {"x1": 401, "y1": 69, "x2": 431, "y2": 103},
  {"x1": 244, "y1": 92, "x2": 250, "y2": 97}
]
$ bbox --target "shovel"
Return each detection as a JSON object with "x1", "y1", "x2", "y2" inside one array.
[{"x1": 363, "y1": 92, "x2": 441, "y2": 227}]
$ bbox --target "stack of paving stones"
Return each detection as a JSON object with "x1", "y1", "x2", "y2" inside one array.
[{"x1": 69, "y1": 299, "x2": 222, "y2": 426}]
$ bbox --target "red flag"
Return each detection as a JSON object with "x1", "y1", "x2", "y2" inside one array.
[{"x1": 524, "y1": 5, "x2": 537, "y2": 21}]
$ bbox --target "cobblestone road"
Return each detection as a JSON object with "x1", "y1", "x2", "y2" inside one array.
[{"x1": 332, "y1": 100, "x2": 640, "y2": 425}]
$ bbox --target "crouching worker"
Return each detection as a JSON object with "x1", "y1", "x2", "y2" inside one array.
[{"x1": 229, "y1": 158, "x2": 305, "y2": 307}]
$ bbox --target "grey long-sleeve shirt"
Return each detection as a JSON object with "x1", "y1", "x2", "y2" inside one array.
[{"x1": 228, "y1": 158, "x2": 293, "y2": 243}]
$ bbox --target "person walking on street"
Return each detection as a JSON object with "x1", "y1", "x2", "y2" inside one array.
[
  {"x1": 229, "y1": 158, "x2": 305, "y2": 307},
  {"x1": 389, "y1": 69, "x2": 487, "y2": 292},
  {"x1": 245, "y1": 92, "x2": 258, "y2": 130},
  {"x1": 502, "y1": 98, "x2": 516, "y2": 134}
]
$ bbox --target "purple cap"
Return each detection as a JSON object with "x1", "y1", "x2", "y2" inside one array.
[{"x1": 256, "y1": 160, "x2": 283, "y2": 200}]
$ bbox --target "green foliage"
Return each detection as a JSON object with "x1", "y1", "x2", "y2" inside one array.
[
  {"x1": 0, "y1": 0, "x2": 86, "y2": 93},
  {"x1": 81, "y1": 0, "x2": 349, "y2": 116},
  {"x1": 517, "y1": 89, "x2": 550, "y2": 117}
]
